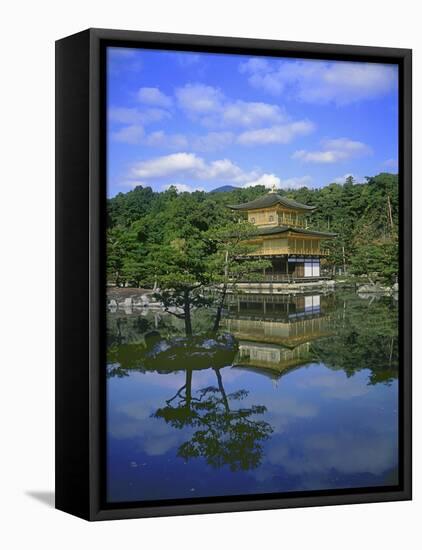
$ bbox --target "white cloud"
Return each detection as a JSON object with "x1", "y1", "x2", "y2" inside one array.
[
  {"x1": 221, "y1": 100, "x2": 284, "y2": 127},
  {"x1": 240, "y1": 57, "x2": 285, "y2": 95},
  {"x1": 280, "y1": 175, "x2": 313, "y2": 189},
  {"x1": 108, "y1": 48, "x2": 142, "y2": 74},
  {"x1": 333, "y1": 173, "x2": 366, "y2": 184},
  {"x1": 118, "y1": 179, "x2": 147, "y2": 189},
  {"x1": 111, "y1": 125, "x2": 188, "y2": 148},
  {"x1": 109, "y1": 106, "x2": 171, "y2": 125},
  {"x1": 202, "y1": 158, "x2": 257, "y2": 183},
  {"x1": 137, "y1": 87, "x2": 173, "y2": 108},
  {"x1": 240, "y1": 58, "x2": 398, "y2": 104},
  {"x1": 264, "y1": 431, "x2": 397, "y2": 478},
  {"x1": 109, "y1": 107, "x2": 143, "y2": 124},
  {"x1": 325, "y1": 138, "x2": 372, "y2": 154},
  {"x1": 192, "y1": 131, "x2": 234, "y2": 152},
  {"x1": 176, "y1": 83, "x2": 224, "y2": 116},
  {"x1": 243, "y1": 173, "x2": 281, "y2": 188},
  {"x1": 294, "y1": 150, "x2": 341, "y2": 163},
  {"x1": 243, "y1": 174, "x2": 313, "y2": 189},
  {"x1": 131, "y1": 152, "x2": 203, "y2": 179},
  {"x1": 144, "y1": 130, "x2": 188, "y2": 150},
  {"x1": 383, "y1": 158, "x2": 398, "y2": 170},
  {"x1": 111, "y1": 120, "x2": 312, "y2": 150},
  {"x1": 110, "y1": 77, "x2": 314, "y2": 153},
  {"x1": 110, "y1": 398, "x2": 190, "y2": 456},
  {"x1": 176, "y1": 53, "x2": 201, "y2": 67},
  {"x1": 137, "y1": 108, "x2": 171, "y2": 124},
  {"x1": 112, "y1": 124, "x2": 144, "y2": 144},
  {"x1": 175, "y1": 83, "x2": 311, "y2": 135},
  {"x1": 240, "y1": 57, "x2": 271, "y2": 75},
  {"x1": 108, "y1": 47, "x2": 137, "y2": 59},
  {"x1": 293, "y1": 138, "x2": 372, "y2": 163},
  {"x1": 143, "y1": 130, "x2": 235, "y2": 153},
  {"x1": 128, "y1": 153, "x2": 314, "y2": 191},
  {"x1": 129, "y1": 152, "x2": 260, "y2": 184},
  {"x1": 161, "y1": 183, "x2": 205, "y2": 193},
  {"x1": 237, "y1": 121, "x2": 314, "y2": 145},
  {"x1": 109, "y1": 106, "x2": 174, "y2": 145}
]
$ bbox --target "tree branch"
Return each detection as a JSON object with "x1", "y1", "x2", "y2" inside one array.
[{"x1": 163, "y1": 307, "x2": 185, "y2": 319}]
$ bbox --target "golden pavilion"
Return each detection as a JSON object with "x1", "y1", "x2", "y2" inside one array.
[
  {"x1": 223, "y1": 293, "x2": 334, "y2": 379},
  {"x1": 228, "y1": 186, "x2": 336, "y2": 281}
]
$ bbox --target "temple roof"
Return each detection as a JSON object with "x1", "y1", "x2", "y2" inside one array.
[
  {"x1": 228, "y1": 191, "x2": 316, "y2": 212},
  {"x1": 232, "y1": 362, "x2": 308, "y2": 379},
  {"x1": 254, "y1": 225, "x2": 337, "y2": 238}
]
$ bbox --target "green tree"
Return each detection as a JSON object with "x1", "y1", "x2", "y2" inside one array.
[
  {"x1": 150, "y1": 237, "x2": 212, "y2": 336},
  {"x1": 106, "y1": 225, "x2": 126, "y2": 286},
  {"x1": 106, "y1": 172, "x2": 400, "y2": 288},
  {"x1": 311, "y1": 292, "x2": 398, "y2": 385},
  {"x1": 349, "y1": 240, "x2": 398, "y2": 283},
  {"x1": 205, "y1": 220, "x2": 271, "y2": 332},
  {"x1": 153, "y1": 368, "x2": 273, "y2": 471}
]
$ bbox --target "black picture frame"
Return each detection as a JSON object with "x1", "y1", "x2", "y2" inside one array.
[{"x1": 55, "y1": 27, "x2": 412, "y2": 521}]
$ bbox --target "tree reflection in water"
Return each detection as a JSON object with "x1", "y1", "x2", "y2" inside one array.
[
  {"x1": 106, "y1": 291, "x2": 399, "y2": 500},
  {"x1": 153, "y1": 367, "x2": 273, "y2": 471}
]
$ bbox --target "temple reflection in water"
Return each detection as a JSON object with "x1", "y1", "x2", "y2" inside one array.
[
  {"x1": 106, "y1": 290, "x2": 399, "y2": 501},
  {"x1": 223, "y1": 293, "x2": 334, "y2": 379}
]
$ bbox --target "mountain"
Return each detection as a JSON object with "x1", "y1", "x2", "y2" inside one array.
[{"x1": 210, "y1": 185, "x2": 240, "y2": 193}]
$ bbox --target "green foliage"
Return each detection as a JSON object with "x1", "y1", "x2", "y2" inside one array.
[
  {"x1": 149, "y1": 239, "x2": 213, "y2": 335},
  {"x1": 205, "y1": 220, "x2": 272, "y2": 285},
  {"x1": 153, "y1": 369, "x2": 273, "y2": 471},
  {"x1": 107, "y1": 173, "x2": 399, "y2": 291},
  {"x1": 309, "y1": 174, "x2": 399, "y2": 282},
  {"x1": 311, "y1": 292, "x2": 398, "y2": 385},
  {"x1": 349, "y1": 240, "x2": 398, "y2": 283},
  {"x1": 204, "y1": 220, "x2": 272, "y2": 331}
]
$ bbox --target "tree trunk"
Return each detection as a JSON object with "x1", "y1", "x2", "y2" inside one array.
[
  {"x1": 214, "y1": 368, "x2": 229, "y2": 412},
  {"x1": 184, "y1": 289, "x2": 193, "y2": 336},
  {"x1": 185, "y1": 369, "x2": 192, "y2": 410},
  {"x1": 389, "y1": 336, "x2": 394, "y2": 366},
  {"x1": 387, "y1": 194, "x2": 394, "y2": 233},
  {"x1": 212, "y1": 284, "x2": 227, "y2": 333},
  {"x1": 342, "y1": 245, "x2": 347, "y2": 275},
  {"x1": 213, "y1": 250, "x2": 230, "y2": 333}
]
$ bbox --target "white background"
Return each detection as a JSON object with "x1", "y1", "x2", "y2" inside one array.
[{"x1": 0, "y1": 1, "x2": 419, "y2": 548}]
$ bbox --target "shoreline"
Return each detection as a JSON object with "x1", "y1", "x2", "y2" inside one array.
[{"x1": 107, "y1": 281, "x2": 398, "y2": 313}]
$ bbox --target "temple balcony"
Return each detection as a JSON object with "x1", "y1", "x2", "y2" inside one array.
[
  {"x1": 248, "y1": 247, "x2": 330, "y2": 256},
  {"x1": 257, "y1": 274, "x2": 332, "y2": 282}
]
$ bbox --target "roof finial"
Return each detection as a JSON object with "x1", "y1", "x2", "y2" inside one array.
[{"x1": 269, "y1": 182, "x2": 277, "y2": 194}]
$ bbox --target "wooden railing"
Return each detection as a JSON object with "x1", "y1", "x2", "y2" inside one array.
[
  {"x1": 278, "y1": 215, "x2": 307, "y2": 227},
  {"x1": 256, "y1": 274, "x2": 331, "y2": 282},
  {"x1": 250, "y1": 248, "x2": 329, "y2": 256}
]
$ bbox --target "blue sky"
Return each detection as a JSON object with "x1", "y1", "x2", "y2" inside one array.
[{"x1": 107, "y1": 47, "x2": 398, "y2": 198}]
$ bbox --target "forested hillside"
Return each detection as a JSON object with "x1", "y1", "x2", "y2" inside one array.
[{"x1": 107, "y1": 172, "x2": 398, "y2": 287}]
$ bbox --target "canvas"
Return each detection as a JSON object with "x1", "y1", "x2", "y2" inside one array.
[{"x1": 55, "y1": 28, "x2": 412, "y2": 520}]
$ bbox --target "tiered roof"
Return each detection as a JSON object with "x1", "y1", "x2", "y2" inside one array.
[
  {"x1": 228, "y1": 191, "x2": 316, "y2": 212},
  {"x1": 227, "y1": 189, "x2": 336, "y2": 238},
  {"x1": 254, "y1": 225, "x2": 336, "y2": 238}
]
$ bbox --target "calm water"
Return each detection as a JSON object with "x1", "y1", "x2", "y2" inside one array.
[{"x1": 106, "y1": 291, "x2": 399, "y2": 503}]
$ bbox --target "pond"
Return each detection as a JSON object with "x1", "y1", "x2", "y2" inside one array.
[{"x1": 106, "y1": 291, "x2": 399, "y2": 503}]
